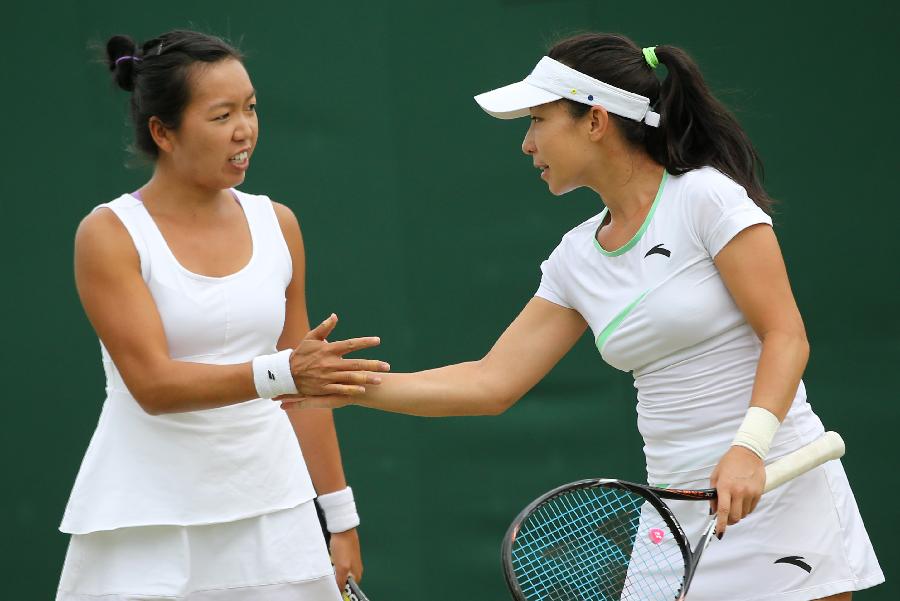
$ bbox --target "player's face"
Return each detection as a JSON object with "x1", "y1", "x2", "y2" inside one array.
[
  {"x1": 165, "y1": 58, "x2": 258, "y2": 190},
  {"x1": 521, "y1": 101, "x2": 594, "y2": 195}
]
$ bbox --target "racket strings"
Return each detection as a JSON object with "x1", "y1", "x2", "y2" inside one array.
[{"x1": 510, "y1": 486, "x2": 685, "y2": 601}]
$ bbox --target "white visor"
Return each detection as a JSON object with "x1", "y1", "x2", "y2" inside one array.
[{"x1": 474, "y1": 56, "x2": 660, "y2": 127}]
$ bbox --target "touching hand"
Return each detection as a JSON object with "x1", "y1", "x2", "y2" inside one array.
[{"x1": 289, "y1": 314, "x2": 390, "y2": 396}]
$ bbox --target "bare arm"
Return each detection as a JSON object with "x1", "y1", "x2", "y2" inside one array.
[
  {"x1": 291, "y1": 297, "x2": 589, "y2": 416},
  {"x1": 710, "y1": 223, "x2": 810, "y2": 535},
  {"x1": 715, "y1": 224, "x2": 809, "y2": 421},
  {"x1": 272, "y1": 202, "x2": 362, "y2": 585},
  {"x1": 75, "y1": 209, "x2": 258, "y2": 413},
  {"x1": 75, "y1": 208, "x2": 386, "y2": 415}
]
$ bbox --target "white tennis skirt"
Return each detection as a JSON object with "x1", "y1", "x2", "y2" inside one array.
[
  {"x1": 638, "y1": 459, "x2": 884, "y2": 601},
  {"x1": 56, "y1": 500, "x2": 343, "y2": 601}
]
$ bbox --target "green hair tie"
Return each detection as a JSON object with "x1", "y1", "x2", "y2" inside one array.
[{"x1": 642, "y1": 46, "x2": 659, "y2": 69}]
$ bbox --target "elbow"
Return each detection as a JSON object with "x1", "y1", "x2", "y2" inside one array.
[
  {"x1": 487, "y1": 393, "x2": 520, "y2": 415},
  {"x1": 471, "y1": 359, "x2": 523, "y2": 416},
  {"x1": 128, "y1": 379, "x2": 175, "y2": 416},
  {"x1": 791, "y1": 325, "x2": 810, "y2": 362},
  {"x1": 132, "y1": 389, "x2": 167, "y2": 416},
  {"x1": 480, "y1": 379, "x2": 521, "y2": 416},
  {"x1": 761, "y1": 326, "x2": 809, "y2": 363}
]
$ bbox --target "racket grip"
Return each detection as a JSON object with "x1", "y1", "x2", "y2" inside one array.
[{"x1": 763, "y1": 431, "x2": 845, "y2": 493}]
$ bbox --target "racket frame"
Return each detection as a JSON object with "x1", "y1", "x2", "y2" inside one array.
[
  {"x1": 343, "y1": 575, "x2": 369, "y2": 601},
  {"x1": 502, "y1": 478, "x2": 718, "y2": 601}
]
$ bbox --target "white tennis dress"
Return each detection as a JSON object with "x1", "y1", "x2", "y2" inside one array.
[
  {"x1": 535, "y1": 167, "x2": 884, "y2": 600},
  {"x1": 57, "y1": 191, "x2": 342, "y2": 601}
]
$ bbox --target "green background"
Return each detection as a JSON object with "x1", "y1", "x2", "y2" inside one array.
[{"x1": 2, "y1": 1, "x2": 897, "y2": 598}]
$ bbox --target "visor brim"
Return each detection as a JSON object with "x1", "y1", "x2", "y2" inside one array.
[{"x1": 473, "y1": 80, "x2": 561, "y2": 119}]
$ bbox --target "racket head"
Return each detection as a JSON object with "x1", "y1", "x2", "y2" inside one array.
[{"x1": 502, "y1": 479, "x2": 694, "y2": 601}]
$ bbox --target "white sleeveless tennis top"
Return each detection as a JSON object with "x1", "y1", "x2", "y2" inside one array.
[
  {"x1": 60, "y1": 190, "x2": 316, "y2": 535},
  {"x1": 536, "y1": 168, "x2": 825, "y2": 484}
]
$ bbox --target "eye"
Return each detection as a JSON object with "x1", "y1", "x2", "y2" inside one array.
[
  {"x1": 214, "y1": 112, "x2": 230, "y2": 121},
  {"x1": 246, "y1": 103, "x2": 257, "y2": 112},
  {"x1": 530, "y1": 116, "x2": 541, "y2": 122}
]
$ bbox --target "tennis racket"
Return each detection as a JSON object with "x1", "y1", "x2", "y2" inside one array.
[{"x1": 502, "y1": 431, "x2": 845, "y2": 601}]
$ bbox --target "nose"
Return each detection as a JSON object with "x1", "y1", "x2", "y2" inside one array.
[
  {"x1": 522, "y1": 124, "x2": 536, "y2": 156},
  {"x1": 233, "y1": 112, "x2": 255, "y2": 142}
]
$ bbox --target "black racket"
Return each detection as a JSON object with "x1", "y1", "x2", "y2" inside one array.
[{"x1": 502, "y1": 431, "x2": 845, "y2": 601}]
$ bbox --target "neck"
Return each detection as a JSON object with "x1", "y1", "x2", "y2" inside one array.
[
  {"x1": 586, "y1": 149, "x2": 665, "y2": 224},
  {"x1": 139, "y1": 159, "x2": 230, "y2": 217}
]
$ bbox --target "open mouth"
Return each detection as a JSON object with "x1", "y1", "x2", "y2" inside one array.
[{"x1": 229, "y1": 150, "x2": 249, "y2": 164}]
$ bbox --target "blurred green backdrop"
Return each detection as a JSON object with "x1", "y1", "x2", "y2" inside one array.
[{"x1": 2, "y1": 1, "x2": 896, "y2": 599}]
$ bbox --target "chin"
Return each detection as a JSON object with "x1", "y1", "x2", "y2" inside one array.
[
  {"x1": 221, "y1": 172, "x2": 247, "y2": 190},
  {"x1": 547, "y1": 181, "x2": 578, "y2": 196}
]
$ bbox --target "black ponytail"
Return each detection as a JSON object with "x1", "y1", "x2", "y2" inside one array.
[
  {"x1": 102, "y1": 30, "x2": 243, "y2": 160},
  {"x1": 549, "y1": 33, "x2": 774, "y2": 214}
]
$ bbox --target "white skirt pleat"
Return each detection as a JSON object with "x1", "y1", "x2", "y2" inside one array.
[{"x1": 57, "y1": 501, "x2": 342, "y2": 601}]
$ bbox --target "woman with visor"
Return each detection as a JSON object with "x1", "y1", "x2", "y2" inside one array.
[{"x1": 285, "y1": 33, "x2": 883, "y2": 600}]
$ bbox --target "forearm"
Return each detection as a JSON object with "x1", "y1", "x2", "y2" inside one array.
[
  {"x1": 128, "y1": 359, "x2": 258, "y2": 415},
  {"x1": 352, "y1": 360, "x2": 513, "y2": 417},
  {"x1": 748, "y1": 330, "x2": 810, "y2": 420},
  {"x1": 288, "y1": 408, "x2": 348, "y2": 493}
]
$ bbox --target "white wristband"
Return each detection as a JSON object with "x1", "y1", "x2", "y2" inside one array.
[
  {"x1": 317, "y1": 486, "x2": 360, "y2": 533},
  {"x1": 731, "y1": 406, "x2": 781, "y2": 459},
  {"x1": 252, "y1": 349, "x2": 298, "y2": 399}
]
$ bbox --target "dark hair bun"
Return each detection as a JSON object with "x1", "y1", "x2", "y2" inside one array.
[{"x1": 106, "y1": 34, "x2": 138, "y2": 91}]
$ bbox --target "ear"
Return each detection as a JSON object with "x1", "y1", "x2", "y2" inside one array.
[
  {"x1": 587, "y1": 105, "x2": 610, "y2": 142},
  {"x1": 148, "y1": 116, "x2": 175, "y2": 154}
]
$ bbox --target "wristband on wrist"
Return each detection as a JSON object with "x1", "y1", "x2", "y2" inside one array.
[
  {"x1": 731, "y1": 406, "x2": 781, "y2": 459},
  {"x1": 317, "y1": 486, "x2": 360, "y2": 533},
  {"x1": 252, "y1": 349, "x2": 298, "y2": 399}
]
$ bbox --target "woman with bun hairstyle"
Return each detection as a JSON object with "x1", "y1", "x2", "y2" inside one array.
[
  {"x1": 57, "y1": 30, "x2": 389, "y2": 600},
  {"x1": 286, "y1": 34, "x2": 883, "y2": 600}
]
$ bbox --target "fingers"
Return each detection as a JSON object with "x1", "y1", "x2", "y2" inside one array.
[
  {"x1": 729, "y1": 492, "x2": 744, "y2": 527},
  {"x1": 333, "y1": 563, "x2": 350, "y2": 593},
  {"x1": 323, "y1": 383, "x2": 368, "y2": 396},
  {"x1": 749, "y1": 494, "x2": 761, "y2": 514},
  {"x1": 715, "y1": 491, "x2": 730, "y2": 539},
  {"x1": 328, "y1": 336, "x2": 382, "y2": 356},
  {"x1": 332, "y1": 371, "x2": 383, "y2": 386},
  {"x1": 330, "y1": 358, "x2": 391, "y2": 373},
  {"x1": 279, "y1": 396, "x2": 352, "y2": 410},
  {"x1": 306, "y1": 313, "x2": 338, "y2": 342},
  {"x1": 742, "y1": 491, "x2": 754, "y2": 519}
]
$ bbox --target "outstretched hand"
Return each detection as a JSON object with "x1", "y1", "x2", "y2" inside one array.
[{"x1": 288, "y1": 314, "x2": 390, "y2": 397}]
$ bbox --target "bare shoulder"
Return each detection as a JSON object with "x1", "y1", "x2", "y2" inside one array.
[
  {"x1": 271, "y1": 201, "x2": 301, "y2": 231},
  {"x1": 75, "y1": 207, "x2": 140, "y2": 270},
  {"x1": 270, "y1": 201, "x2": 304, "y2": 251}
]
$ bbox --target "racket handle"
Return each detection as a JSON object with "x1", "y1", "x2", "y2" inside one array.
[{"x1": 763, "y1": 431, "x2": 845, "y2": 493}]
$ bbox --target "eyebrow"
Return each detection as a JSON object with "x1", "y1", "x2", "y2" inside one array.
[{"x1": 208, "y1": 89, "x2": 257, "y2": 111}]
